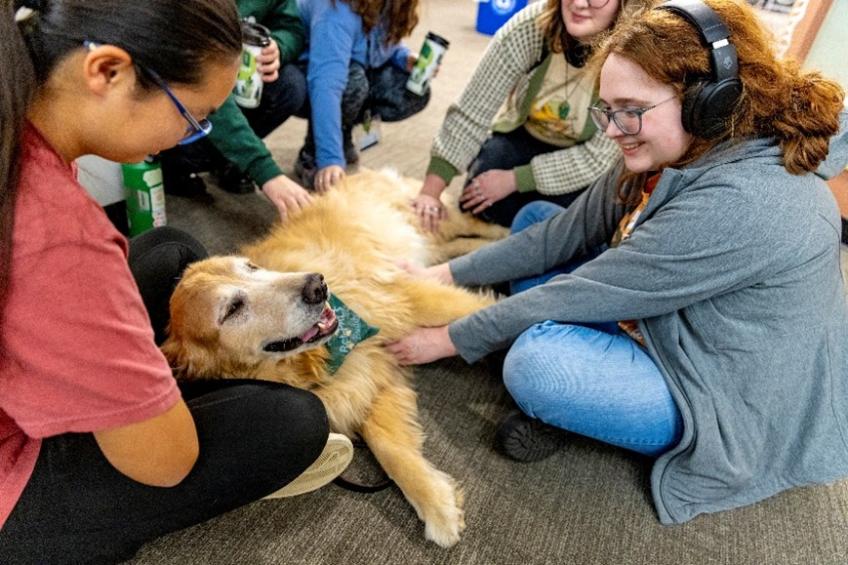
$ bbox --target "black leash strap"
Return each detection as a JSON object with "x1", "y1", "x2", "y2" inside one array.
[
  {"x1": 332, "y1": 439, "x2": 394, "y2": 493},
  {"x1": 333, "y1": 475, "x2": 394, "y2": 493}
]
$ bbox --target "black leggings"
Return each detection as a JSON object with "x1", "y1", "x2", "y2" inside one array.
[
  {"x1": 298, "y1": 61, "x2": 431, "y2": 157},
  {"x1": 0, "y1": 227, "x2": 329, "y2": 565},
  {"x1": 466, "y1": 127, "x2": 585, "y2": 228}
]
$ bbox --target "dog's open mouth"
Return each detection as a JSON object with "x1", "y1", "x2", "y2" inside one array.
[{"x1": 263, "y1": 304, "x2": 339, "y2": 353}]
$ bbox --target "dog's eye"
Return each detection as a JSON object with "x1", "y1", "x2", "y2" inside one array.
[
  {"x1": 245, "y1": 262, "x2": 259, "y2": 271},
  {"x1": 221, "y1": 297, "x2": 245, "y2": 323}
]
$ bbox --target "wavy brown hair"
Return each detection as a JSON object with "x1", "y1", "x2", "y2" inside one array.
[
  {"x1": 341, "y1": 0, "x2": 420, "y2": 45},
  {"x1": 590, "y1": 0, "x2": 845, "y2": 206},
  {"x1": 537, "y1": 0, "x2": 649, "y2": 65}
]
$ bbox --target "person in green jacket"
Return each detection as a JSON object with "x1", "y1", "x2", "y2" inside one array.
[{"x1": 160, "y1": 0, "x2": 313, "y2": 222}]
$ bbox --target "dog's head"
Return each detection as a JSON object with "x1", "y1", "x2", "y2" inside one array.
[{"x1": 162, "y1": 256, "x2": 338, "y2": 379}]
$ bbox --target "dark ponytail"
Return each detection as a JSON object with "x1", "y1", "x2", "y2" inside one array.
[
  {"x1": 0, "y1": 1, "x2": 37, "y2": 320},
  {"x1": 0, "y1": 0, "x2": 242, "y2": 321},
  {"x1": 19, "y1": 0, "x2": 242, "y2": 88}
]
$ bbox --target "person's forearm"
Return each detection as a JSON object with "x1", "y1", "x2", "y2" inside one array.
[{"x1": 420, "y1": 173, "x2": 447, "y2": 197}]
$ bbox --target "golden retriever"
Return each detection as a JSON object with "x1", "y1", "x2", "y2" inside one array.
[{"x1": 161, "y1": 169, "x2": 506, "y2": 547}]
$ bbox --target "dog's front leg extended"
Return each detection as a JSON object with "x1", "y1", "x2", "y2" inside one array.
[
  {"x1": 360, "y1": 383, "x2": 464, "y2": 547},
  {"x1": 397, "y1": 278, "x2": 496, "y2": 328}
]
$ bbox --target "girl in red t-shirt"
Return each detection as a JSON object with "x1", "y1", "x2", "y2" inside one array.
[{"x1": 0, "y1": 2, "x2": 349, "y2": 562}]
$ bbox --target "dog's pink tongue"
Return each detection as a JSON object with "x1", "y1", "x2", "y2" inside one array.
[{"x1": 300, "y1": 326, "x2": 320, "y2": 342}]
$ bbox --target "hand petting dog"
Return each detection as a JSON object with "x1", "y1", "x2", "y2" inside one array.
[{"x1": 386, "y1": 325, "x2": 456, "y2": 366}]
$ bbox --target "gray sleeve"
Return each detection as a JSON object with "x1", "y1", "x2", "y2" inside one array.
[
  {"x1": 449, "y1": 161, "x2": 626, "y2": 286},
  {"x1": 448, "y1": 175, "x2": 783, "y2": 363},
  {"x1": 816, "y1": 110, "x2": 848, "y2": 180}
]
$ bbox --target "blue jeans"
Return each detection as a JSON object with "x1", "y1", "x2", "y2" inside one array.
[{"x1": 502, "y1": 202, "x2": 683, "y2": 456}]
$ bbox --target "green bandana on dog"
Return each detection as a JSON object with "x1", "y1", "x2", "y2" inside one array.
[{"x1": 325, "y1": 294, "x2": 379, "y2": 374}]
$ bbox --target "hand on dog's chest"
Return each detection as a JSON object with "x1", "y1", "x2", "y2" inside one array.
[{"x1": 325, "y1": 294, "x2": 379, "y2": 374}]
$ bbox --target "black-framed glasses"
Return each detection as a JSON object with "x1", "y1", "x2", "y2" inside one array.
[
  {"x1": 588, "y1": 96, "x2": 676, "y2": 136},
  {"x1": 83, "y1": 41, "x2": 212, "y2": 145}
]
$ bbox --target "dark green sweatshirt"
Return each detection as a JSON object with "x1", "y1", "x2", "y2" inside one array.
[{"x1": 207, "y1": 0, "x2": 305, "y2": 186}]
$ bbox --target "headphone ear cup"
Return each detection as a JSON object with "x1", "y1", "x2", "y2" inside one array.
[
  {"x1": 681, "y1": 82, "x2": 704, "y2": 136},
  {"x1": 697, "y1": 78, "x2": 743, "y2": 138},
  {"x1": 683, "y1": 79, "x2": 742, "y2": 139}
]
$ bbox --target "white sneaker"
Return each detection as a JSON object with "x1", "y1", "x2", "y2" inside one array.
[{"x1": 263, "y1": 433, "x2": 354, "y2": 499}]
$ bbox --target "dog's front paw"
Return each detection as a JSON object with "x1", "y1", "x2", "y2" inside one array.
[{"x1": 422, "y1": 474, "x2": 465, "y2": 548}]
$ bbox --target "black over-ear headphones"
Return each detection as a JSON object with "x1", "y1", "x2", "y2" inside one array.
[{"x1": 657, "y1": 0, "x2": 742, "y2": 138}]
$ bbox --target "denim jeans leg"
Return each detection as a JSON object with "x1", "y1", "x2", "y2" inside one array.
[
  {"x1": 503, "y1": 321, "x2": 683, "y2": 456},
  {"x1": 508, "y1": 201, "x2": 606, "y2": 295},
  {"x1": 509, "y1": 202, "x2": 570, "y2": 294}
]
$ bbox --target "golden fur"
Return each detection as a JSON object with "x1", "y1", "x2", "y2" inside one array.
[{"x1": 162, "y1": 169, "x2": 507, "y2": 547}]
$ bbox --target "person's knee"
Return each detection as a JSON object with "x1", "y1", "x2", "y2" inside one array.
[
  {"x1": 510, "y1": 201, "x2": 564, "y2": 234},
  {"x1": 128, "y1": 227, "x2": 208, "y2": 344},
  {"x1": 262, "y1": 386, "x2": 329, "y2": 458},
  {"x1": 129, "y1": 226, "x2": 207, "y2": 265},
  {"x1": 251, "y1": 387, "x2": 329, "y2": 489},
  {"x1": 279, "y1": 63, "x2": 307, "y2": 96},
  {"x1": 470, "y1": 136, "x2": 514, "y2": 177},
  {"x1": 502, "y1": 324, "x2": 560, "y2": 413},
  {"x1": 264, "y1": 63, "x2": 308, "y2": 113},
  {"x1": 196, "y1": 383, "x2": 329, "y2": 457},
  {"x1": 341, "y1": 64, "x2": 370, "y2": 117},
  {"x1": 502, "y1": 322, "x2": 596, "y2": 412},
  {"x1": 188, "y1": 383, "x2": 330, "y2": 496}
]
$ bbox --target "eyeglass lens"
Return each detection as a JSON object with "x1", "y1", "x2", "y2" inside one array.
[{"x1": 590, "y1": 108, "x2": 643, "y2": 135}]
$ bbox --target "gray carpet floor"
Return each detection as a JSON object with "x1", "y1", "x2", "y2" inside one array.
[{"x1": 128, "y1": 2, "x2": 848, "y2": 563}]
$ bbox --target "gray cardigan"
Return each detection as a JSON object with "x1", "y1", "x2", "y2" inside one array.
[{"x1": 448, "y1": 120, "x2": 848, "y2": 524}]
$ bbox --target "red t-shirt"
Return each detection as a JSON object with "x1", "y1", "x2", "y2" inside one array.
[{"x1": 0, "y1": 126, "x2": 181, "y2": 528}]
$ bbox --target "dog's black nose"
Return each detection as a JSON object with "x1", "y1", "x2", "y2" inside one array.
[{"x1": 302, "y1": 273, "x2": 327, "y2": 304}]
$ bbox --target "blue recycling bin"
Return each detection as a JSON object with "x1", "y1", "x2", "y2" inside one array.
[{"x1": 475, "y1": 0, "x2": 528, "y2": 36}]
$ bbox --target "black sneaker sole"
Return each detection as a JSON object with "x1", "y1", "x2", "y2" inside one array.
[{"x1": 495, "y1": 411, "x2": 568, "y2": 463}]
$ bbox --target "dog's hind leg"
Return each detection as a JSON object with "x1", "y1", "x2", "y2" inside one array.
[
  {"x1": 360, "y1": 382, "x2": 464, "y2": 547},
  {"x1": 397, "y1": 278, "x2": 496, "y2": 327},
  {"x1": 427, "y1": 213, "x2": 509, "y2": 264},
  {"x1": 428, "y1": 236, "x2": 502, "y2": 264}
]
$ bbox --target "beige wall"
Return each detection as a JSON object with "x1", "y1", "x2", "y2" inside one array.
[
  {"x1": 805, "y1": 0, "x2": 848, "y2": 90},
  {"x1": 805, "y1": 1, "x2": 848, "y2": 218}
]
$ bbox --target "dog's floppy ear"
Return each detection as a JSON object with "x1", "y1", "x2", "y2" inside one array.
[
  {"x1": 160, "y1": 330, "x2": 219, "y2": 380},
  {"x1": 161, "y1": 333, "x2": 194, "y2": 378}
]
